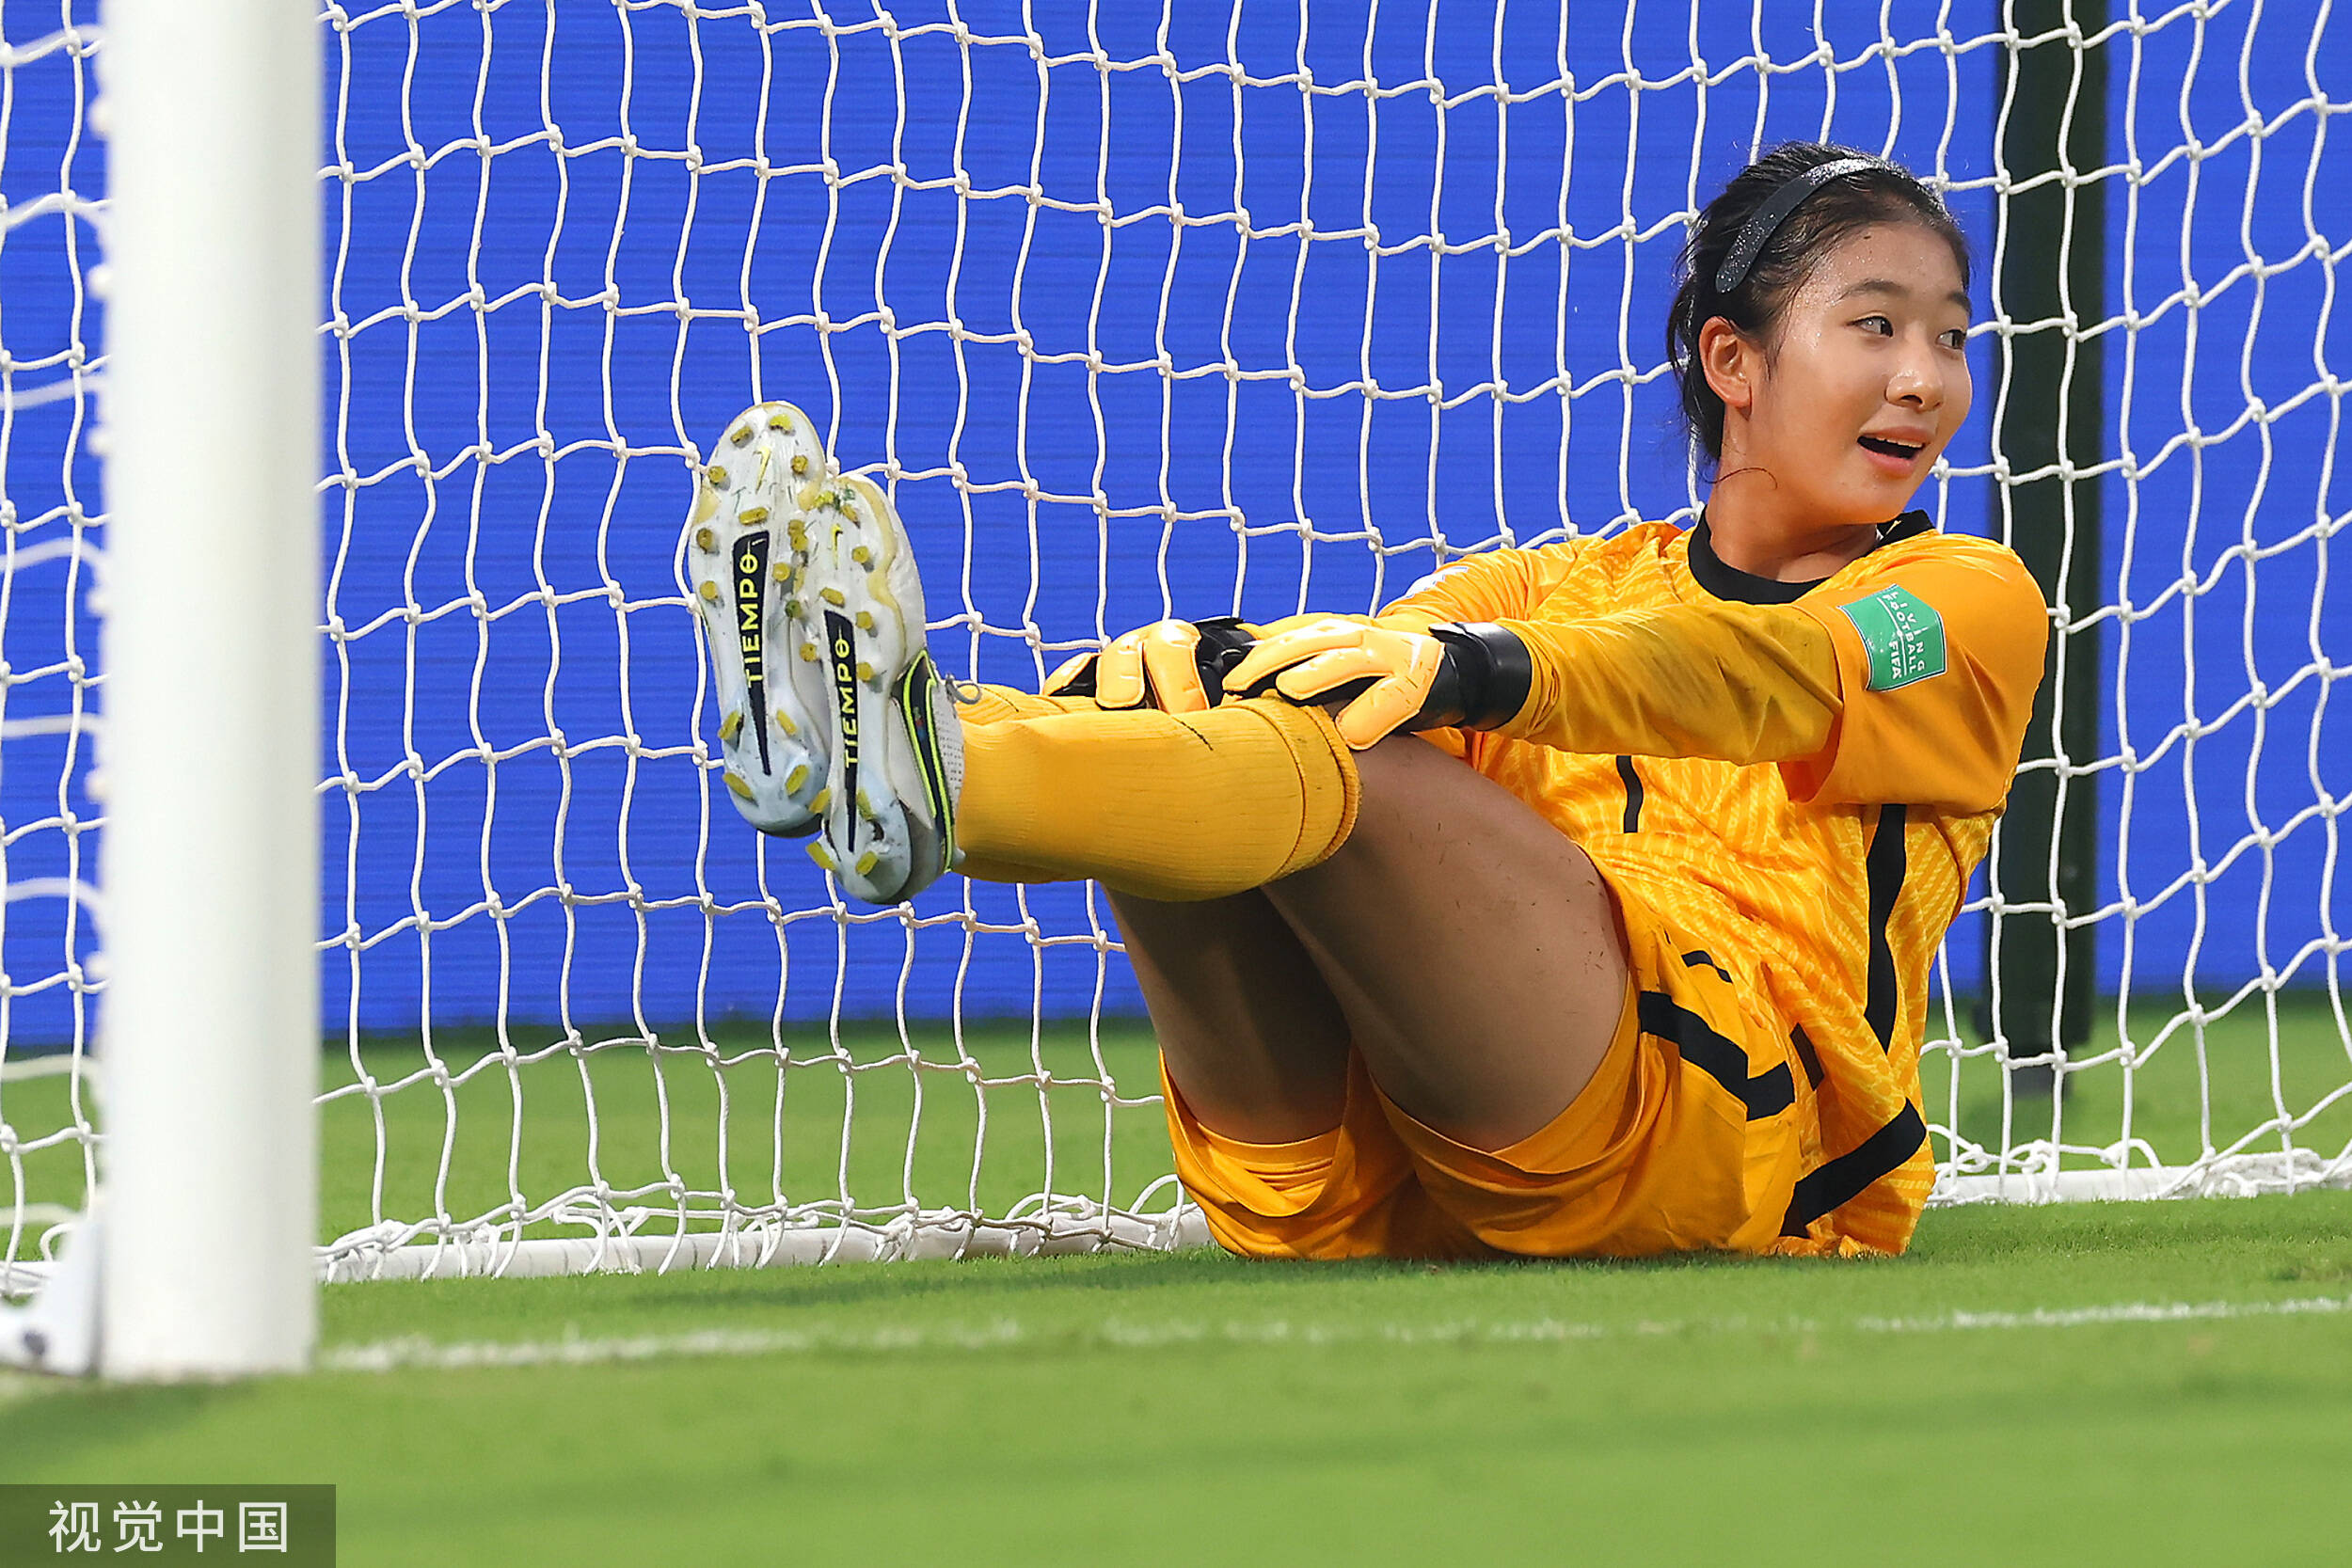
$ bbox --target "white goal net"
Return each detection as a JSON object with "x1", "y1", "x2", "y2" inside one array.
[{"x1": 1, "y1": 0, "x2": 2346, "y2": 1290}]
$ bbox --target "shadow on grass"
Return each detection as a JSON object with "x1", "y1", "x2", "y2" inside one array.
[
  {"x1": 329, "y1": 1236, "x2": 1848, "y2": 1337},
  {"x1": 0, "y1": 1381, "x2": 247, "y2": 1481}
]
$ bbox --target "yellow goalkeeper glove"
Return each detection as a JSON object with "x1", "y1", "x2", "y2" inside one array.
[
  {"x1": 1222, "y1": 614, "x2": 1533, "y2": 749},
  {"x1": 1042, "y1": 616, "x2": 1260, "y2": 713}
]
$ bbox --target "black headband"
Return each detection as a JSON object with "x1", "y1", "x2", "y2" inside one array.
[{"x1": 1711, "y1": 156, "x2": 1883, "y2": 294}]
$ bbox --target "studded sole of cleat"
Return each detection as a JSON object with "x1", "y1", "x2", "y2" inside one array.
[
  {"x1": 785, "y1": 470, "x2": 951, "y2": 905},
  {"x1": 686, "y1": 401, "x2": 835, "y2": 837}
]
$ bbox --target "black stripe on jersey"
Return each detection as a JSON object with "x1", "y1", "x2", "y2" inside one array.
[
  {"x1": 1788, "y1": 1023, "x2": 1826, "y2": 1090},
  {"x1": 1681, "y1": 950, "x2": 1732, "y2": 985},
  {"x1": 1863, "y1": 802, "x2": 1909, "y2": 1053},
  {"x1": 1636, "y1": 991, "x2": 1795, "y2": 1120},
  {"x1": 1616, "y1": 755, "x2": 1645, "y2": 832},
  {"x1": 1779, "y1": 1102, "x2": 1929, "y2": 1236}
]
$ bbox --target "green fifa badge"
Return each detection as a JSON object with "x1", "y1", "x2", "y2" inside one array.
[{"x1": 1839, "y1": 585, "x2": 1947, "y2": 691}]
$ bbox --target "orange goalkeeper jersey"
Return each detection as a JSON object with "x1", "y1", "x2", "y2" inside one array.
[{"x1": 1383, "y1": 512, "x2": 2047, "y2": 1254}]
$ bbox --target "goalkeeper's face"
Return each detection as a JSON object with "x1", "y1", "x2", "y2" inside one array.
[{"x1": 1741, "y1": 221, "x2": 1974, "y2": 527}]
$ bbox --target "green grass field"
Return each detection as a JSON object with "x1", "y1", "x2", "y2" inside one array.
[
  {"x1": 6, "y1": 1199, "x2": 2352, "y2": 1565},
  {"x1": 5, "y1": 1000, "x2": 2350, "y2": 1565}
]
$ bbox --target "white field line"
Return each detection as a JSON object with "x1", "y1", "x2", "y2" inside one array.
[{"x1": 320, "y1": 1292, "x2": 2352, "y2": 1373}]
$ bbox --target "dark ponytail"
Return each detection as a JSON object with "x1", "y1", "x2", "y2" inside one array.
[{"x1": 1667, "y1": 142, "x2": 1970, "y2": 463}]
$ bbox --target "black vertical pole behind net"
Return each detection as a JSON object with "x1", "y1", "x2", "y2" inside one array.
[{"x1": 1986, "y1": 1, "x2": 2105, "y2": 1094}]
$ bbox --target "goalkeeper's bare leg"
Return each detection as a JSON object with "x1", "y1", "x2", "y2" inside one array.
[
  {"x1": 1111, "y1": 735, "x2": 1628, "y2": 1154},
  {"x1": 1110, "y1": 889, "x2": 1354, "y2": 1146}
]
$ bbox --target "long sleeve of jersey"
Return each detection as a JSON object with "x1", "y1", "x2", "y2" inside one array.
[
  {"x1": 1385, "y1": 537, "x2": 2049, "y2": 814},
  {"x1": 1495, "y1": 599, "x2": 1842, "y2": 767}
]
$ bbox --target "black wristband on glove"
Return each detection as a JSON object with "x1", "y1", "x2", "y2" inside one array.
[{"x1": 1412, "y1": 622, "x2": 1534, "y2": 732}]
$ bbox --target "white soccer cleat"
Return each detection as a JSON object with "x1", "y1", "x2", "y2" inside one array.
[
  {"x1": 686, "y1": 402, "x2": 833, "y2": 837},
  {"x1": 686, "y1": 402, "x2": 962, "y2": 905}
]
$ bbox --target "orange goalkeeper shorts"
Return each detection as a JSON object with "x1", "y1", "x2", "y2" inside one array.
[{"x1": 1162, "y1": 883, "x2": 1810, "y2": 1260}]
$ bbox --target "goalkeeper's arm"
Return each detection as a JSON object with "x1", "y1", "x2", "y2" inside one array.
[
  {"x1": 1222, "y1": 605, "x2": 1837, "y2": 764},
  {"x1": 1227, "y1": 568, "x2": 2043, "y2": 815},
  {"x1": 1490, "y1": 555, "x2": 2048, "y2": 814}
]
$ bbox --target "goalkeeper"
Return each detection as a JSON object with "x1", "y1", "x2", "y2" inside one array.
[{"x1": 689, "y1": 142, "x2": 2045, "y2": 1259}]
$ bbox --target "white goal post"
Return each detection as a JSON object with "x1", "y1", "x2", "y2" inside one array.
[
  {"x1": 0, "y1": 1, "x2": 2345, "y2": 1377},
  {"x1": 100, "y1": 0, "x2": 319, "y2": 1378}
]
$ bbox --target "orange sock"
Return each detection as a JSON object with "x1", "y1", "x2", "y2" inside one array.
[
  {"x1": 955, "y1": 686, "x2": 1096, "y2": 725},
  {"x1": 952, "y1": 689, "x2": 1359, "y2": 901}
]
